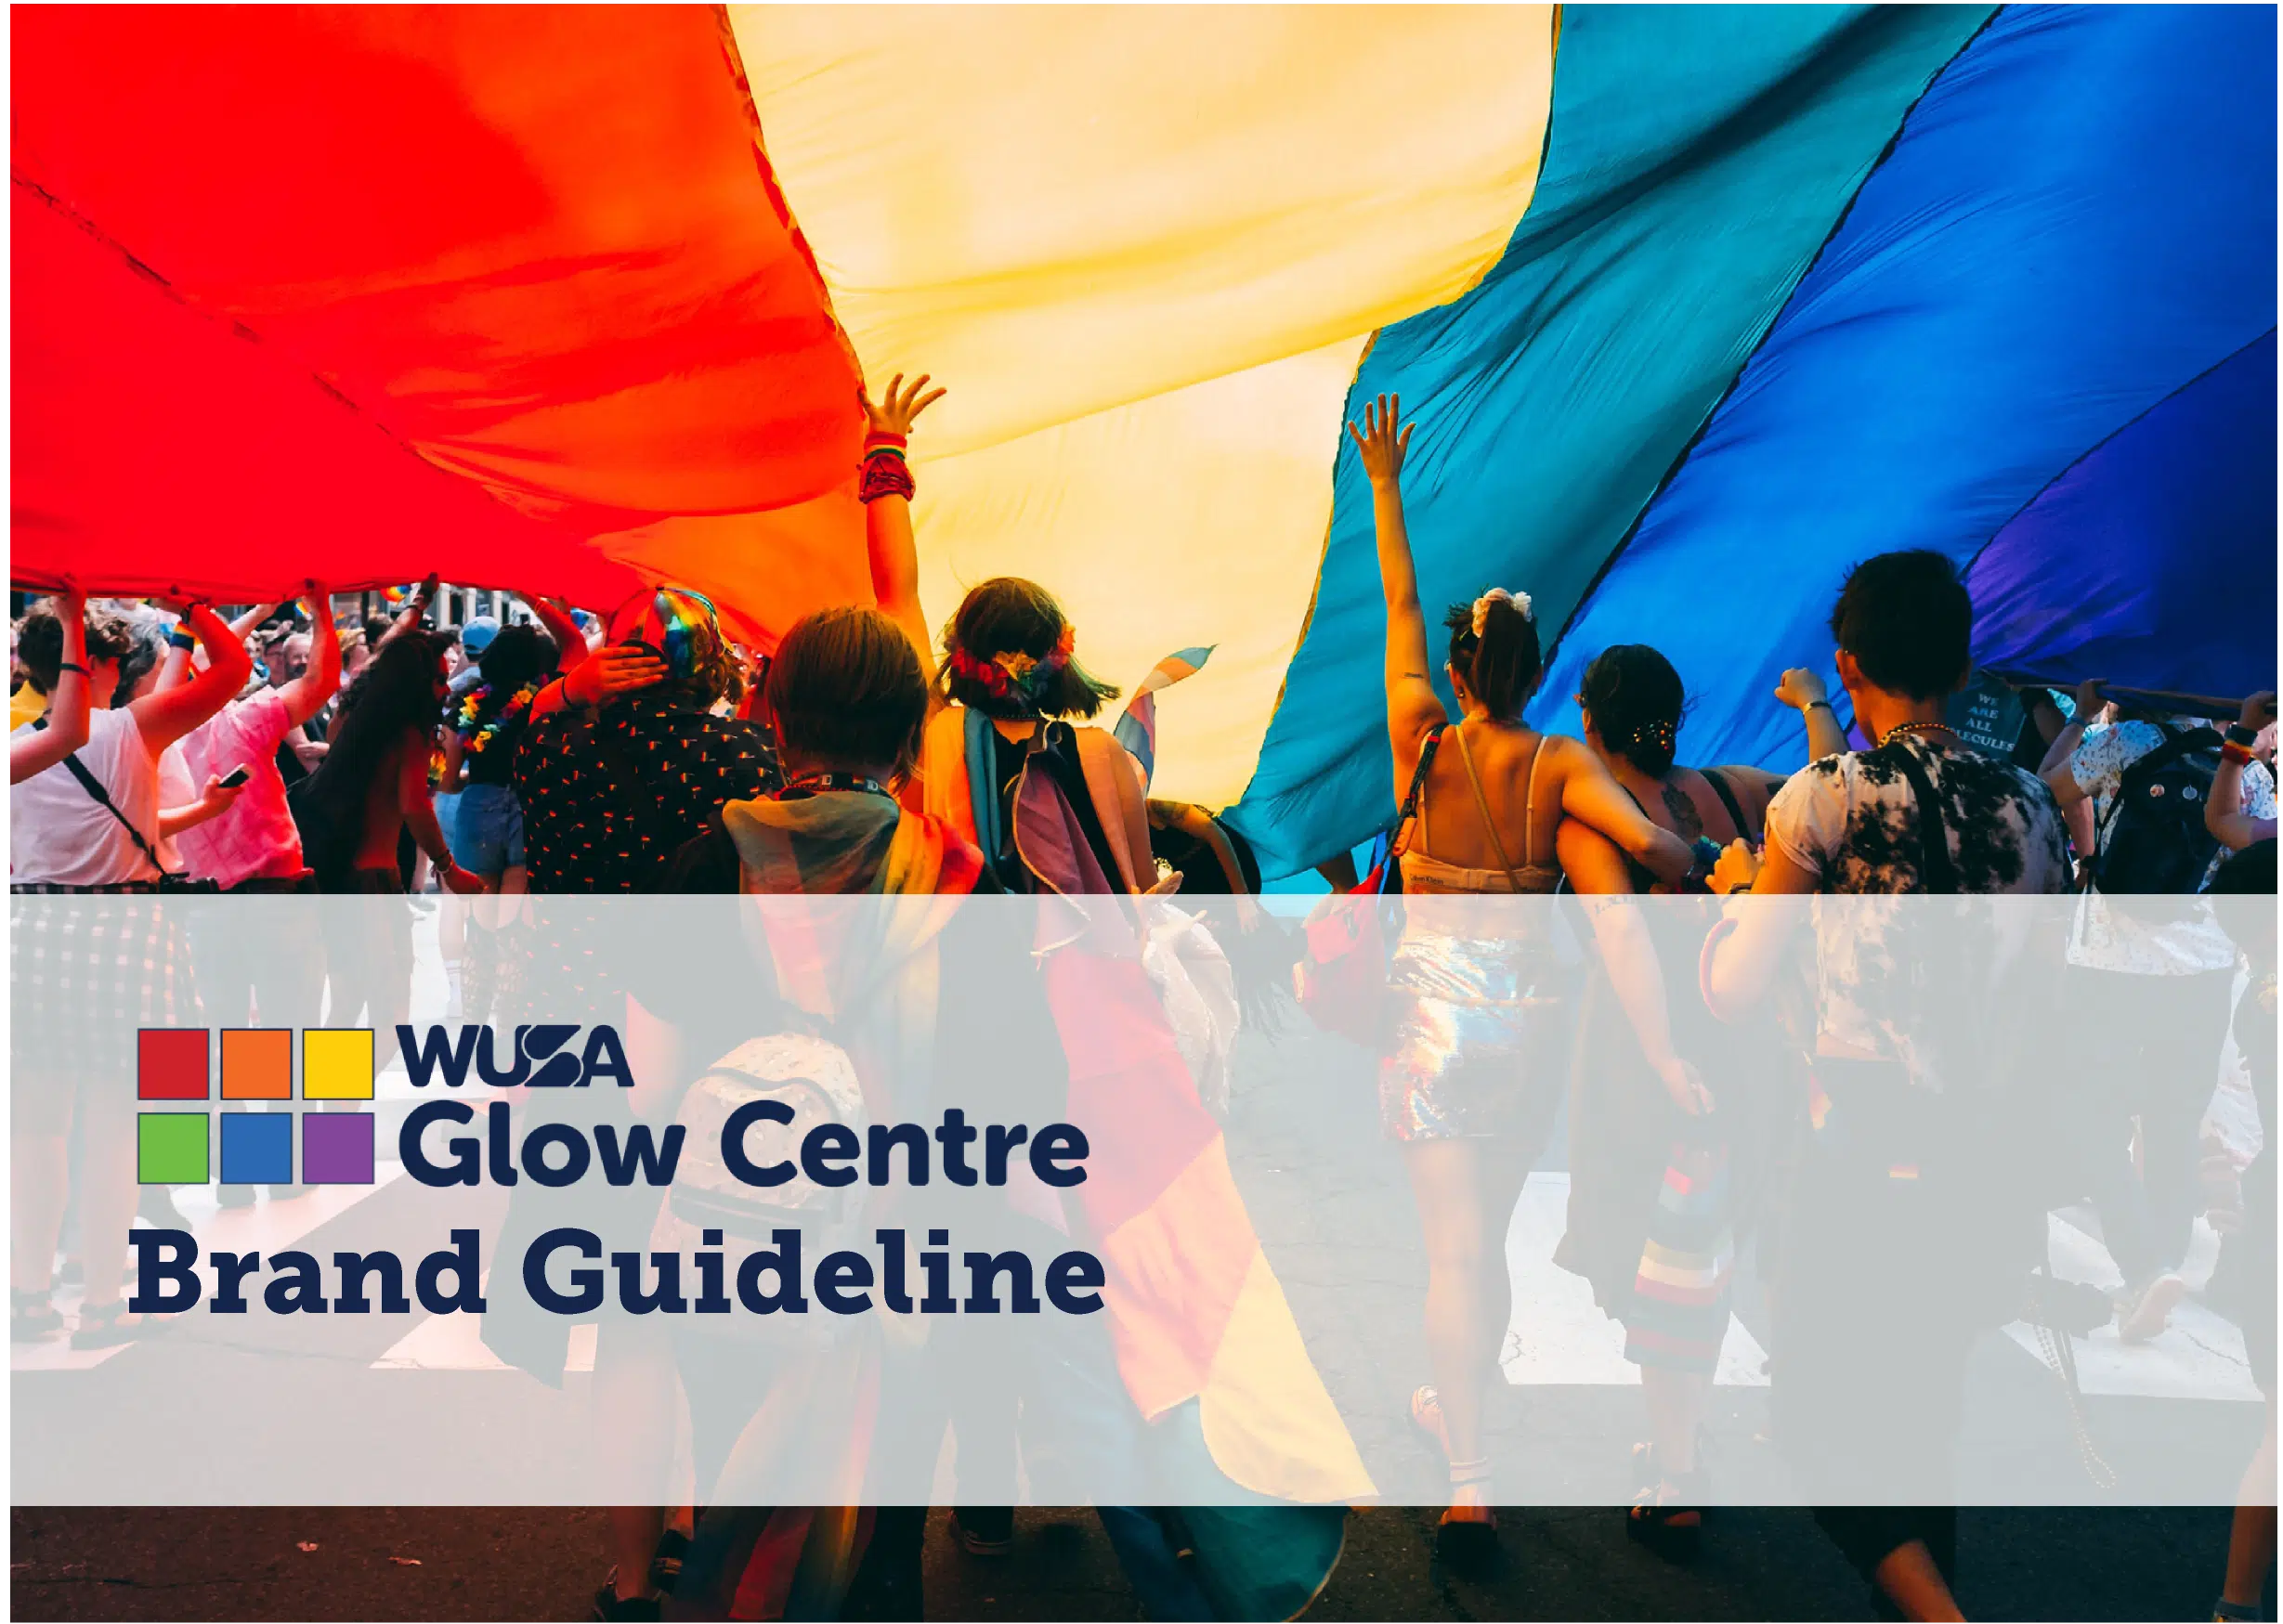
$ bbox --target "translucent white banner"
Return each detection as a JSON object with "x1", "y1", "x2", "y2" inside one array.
[{"x1": 10, "y1": 893, "x2": 2273, "y2": 1507}]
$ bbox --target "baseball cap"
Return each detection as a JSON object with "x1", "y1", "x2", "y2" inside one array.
[{"x1": 458, "y1": 615, "x2": 501, "y2": 655}]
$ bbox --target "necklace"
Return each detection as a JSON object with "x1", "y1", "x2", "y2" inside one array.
[{"x1": 1882, "y1": 720, "x2": 1955, "y2": 746}]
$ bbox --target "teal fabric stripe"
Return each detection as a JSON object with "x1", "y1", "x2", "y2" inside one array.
[{"x1": 1225, "y1": 4, "x2": 1992, "y2": 878}]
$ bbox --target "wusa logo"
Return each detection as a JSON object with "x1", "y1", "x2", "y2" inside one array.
[
  {"x1": 394, "y1": 1023, "x2": 633, "y2": 1090},
  {"x1": 136, "y1": 1028, "x2": 376, "y2": 1187}
]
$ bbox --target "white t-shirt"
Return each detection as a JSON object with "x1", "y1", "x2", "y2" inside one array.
[
  {"x1": 10, "y1": 706, "x2": 163, "y2": 886},
  {"x1": 1763, "y1": 734, "x2": 2073, "y2": 1084},
  {"x1": 2067, "y1": 719, "x2": 2268, "y2": 976}
]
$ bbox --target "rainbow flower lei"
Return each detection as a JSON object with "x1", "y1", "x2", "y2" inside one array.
[{"x1": 454, "y1": 681, "x2": 541, "y2": 755}]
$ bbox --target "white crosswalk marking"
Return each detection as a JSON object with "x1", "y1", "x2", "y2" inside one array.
[
  {"x1": 372, "y1": 1277, "x2": 596, "y2": 1373},
  {"x1": 2003, "y1": 1212, "x2": 2260, "y2": 1403}
]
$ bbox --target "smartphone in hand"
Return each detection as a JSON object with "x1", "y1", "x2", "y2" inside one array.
[{"x1": 217, "y1": 764, "x2": 253, "y2": 789}]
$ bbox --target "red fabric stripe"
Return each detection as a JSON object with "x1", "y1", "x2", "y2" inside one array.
[{"x1": 13, "y1": 6, "x2": 864, "y2": 630}]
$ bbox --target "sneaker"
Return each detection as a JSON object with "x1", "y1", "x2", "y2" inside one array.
[
  {"x1": 590, "y1": 1572, "x2": 660, "y2": 1622},
  {"x1": 951, "y1": 1508, "x2": 1014, "y2": 1557},
  {"x1": 2120, "y1": 1272, "x2": 2186, "y2": 1344}
]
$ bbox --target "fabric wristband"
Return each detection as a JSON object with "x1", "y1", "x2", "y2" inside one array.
[
  {"x1": 168, "y1": 629, "x2": 198, "y2": 650},
  {"x1": 2225, "y1": 722, "x2": 2261, "y2": 747},
  {"x1": 2222, "y1": 739, "x2": 2256, "y2": 766}
]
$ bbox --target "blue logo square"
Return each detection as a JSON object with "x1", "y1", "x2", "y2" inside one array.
[{"x1": 219, "y1": 1111, "x2": 293, "y2": 1186}]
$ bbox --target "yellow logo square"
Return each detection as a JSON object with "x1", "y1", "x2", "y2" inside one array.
[{"x1": 302, "y1": 1029, "x2": 375, "y2": 1100}]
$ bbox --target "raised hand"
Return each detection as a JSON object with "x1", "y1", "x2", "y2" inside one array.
[
  {"x1": 564, "y1": 643, "x2": 668, "y2": 707},
  {"x1": 1711, "y1": 838, "x2": 1761, "y2": 898},
  {"x1": 2237, "y1": 690, "x2": 2276, "y2": 733},
  {"x1": 1346, "y1": 393, "x2": 1414, "y2": 487},
  {"x1": 2073, "y1": 677, "x2": 2107, "y2": 718},
  {"x1": 1774, "y1": 667, "x2": 1828, "y2": 712},
  {"x1": 861, "y1": 372, "x2": 946, "y2": 439},
  {"x1": 196, "y1": 773, "x2": 248, "y2": 816}
]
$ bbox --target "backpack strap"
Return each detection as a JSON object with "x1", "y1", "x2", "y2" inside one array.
[
  {"x1": 2094, "y1": 723, "x2": 2224, "y2": 848},
  {"x1": 33, "y1": 718, "x2": 174, "y2": 880},
  {"x1": 1885, "y1": 739, "x2": 1959, "y2": 897}
]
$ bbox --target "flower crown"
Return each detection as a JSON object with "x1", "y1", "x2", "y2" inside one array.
[
  {"x1": 945, "y1": 624, "x2": 1076, "y2": 712},
  {"x1": 1470, "y1": 588, "x2": 1533, "y2": 636}
]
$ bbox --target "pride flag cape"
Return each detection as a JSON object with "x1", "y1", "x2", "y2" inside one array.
[{"x1": 20, "y1": 6, "x2": 2267, "y2": 872}]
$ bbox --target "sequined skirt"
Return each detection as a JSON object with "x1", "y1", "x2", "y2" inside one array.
[{"x1": 1377, "y1": 928, "x2": 1572, "y2": 1143}]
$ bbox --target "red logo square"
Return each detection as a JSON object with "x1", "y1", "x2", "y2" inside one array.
[{"x1": 137, "y1": 1029, "x2": 209, "y2": 1100}]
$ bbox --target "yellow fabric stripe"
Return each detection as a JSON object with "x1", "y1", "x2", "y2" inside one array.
[{"x1": 729, "y1": 5, "x2": 1557, "y2": 806}]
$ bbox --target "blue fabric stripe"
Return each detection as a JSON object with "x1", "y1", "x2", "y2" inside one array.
[
  {"x1": 1538, "y1": 4, "x2": 2278, "y2": 770},
  {"x1": 1227, "y1": 4, "x2": 1991, "y2": 878},
  {"x1": 1964, "y1": 331, "x2": 2276, "y2": 702}
]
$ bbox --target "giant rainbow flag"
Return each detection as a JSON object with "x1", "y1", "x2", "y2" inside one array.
[{"x1": 15, "y1": 5, "x2": 2275, "y2": 877}]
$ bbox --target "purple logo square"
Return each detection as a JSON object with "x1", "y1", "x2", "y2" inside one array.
[{"x1": 302, "y1": 1112, "x2": 375, "y2": 1185}]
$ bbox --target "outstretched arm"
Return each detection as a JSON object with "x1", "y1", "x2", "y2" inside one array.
[
  {"x1": 523, "y1": 596, "x2": 592, "y2": 675},
  {"x1": 2039, "y1": 678, "x2": 2108, "y2": 810},
  {"x1": 129, "y1": 601, "x2": 254, "y2": 753},
  {"x1": 1555, "y1": 737, "x2": 1696, "y2": 884},
  {"x1": 861, "y1": 372, "x2": 946, "y2": 688},
  {"x1": 2209, "y1": 691, "x2": 2277, "y2": 851},
  {"x1": 10, "y1": 589, "x2": 90, "y2": 783},
  {"x1": 374, "y1": 575, "x2": 439, "y2": 652},
  {"x1": 279, "y1": 582, "x2": 341, "y2": 728},
  {"x1": 1774, "y1": 667, "x2": 1850, "y2": 761},
  {"x1": 156, "y1": 601, "x2": 271, "y2": 696},
  {"x1": 1348, "y1": 395, "x2": 1445, "y2": 774}
]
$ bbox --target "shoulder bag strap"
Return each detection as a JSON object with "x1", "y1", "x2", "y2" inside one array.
[
  {"x1": 33, "y1": 718, "x2": 175, "y2": 877},
  {"x1": 1454, "y1": 722, "x2": 1528, "y2": 890},
  {"x1": 1389, "y1": 722, "x2": 1446, "y2": 858},
  {"x1": 1885, "y1": 741, "x2": 1959, "y2": 896}
]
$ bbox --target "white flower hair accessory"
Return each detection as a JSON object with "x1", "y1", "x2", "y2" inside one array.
[{"x1": 1471, "y1": 588, "x2": 1533, "y2": 635}]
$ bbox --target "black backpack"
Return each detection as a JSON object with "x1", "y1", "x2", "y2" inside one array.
[{"x1": 2092, "y1": 724, "x2": 2224, "y2": 896}]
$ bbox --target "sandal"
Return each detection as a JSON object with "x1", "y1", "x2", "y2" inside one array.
[
  {"x1": 12, "y1": 1289, "x2": 63, "y2": 1343},
  {"x1": 1625, "y1": 1471, "x2": 1708, "y2": 1562},
  {"x1": 646, "y1": 1527, "x2": 688, "y2": 1596},
  {"x1": 1435, "y1": 1457, "x2": 1498, "y2": 1578},
  {"x1": 70, "y1": 1299, "x2": 158, "y2": 1351}
]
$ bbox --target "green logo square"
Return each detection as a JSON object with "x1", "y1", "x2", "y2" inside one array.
[{"x1": 137, "y1": 1112, "x2": 209, "y2": 1186}]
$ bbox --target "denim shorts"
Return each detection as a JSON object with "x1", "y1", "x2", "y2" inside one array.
[{"x1": 448, "y1": 783, "x2": 526, "y2": 877}]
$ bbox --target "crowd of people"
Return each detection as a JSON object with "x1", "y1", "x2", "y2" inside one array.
[{"x1": 8, "y1": 378, "x2": 2276, "y2": 1623}]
